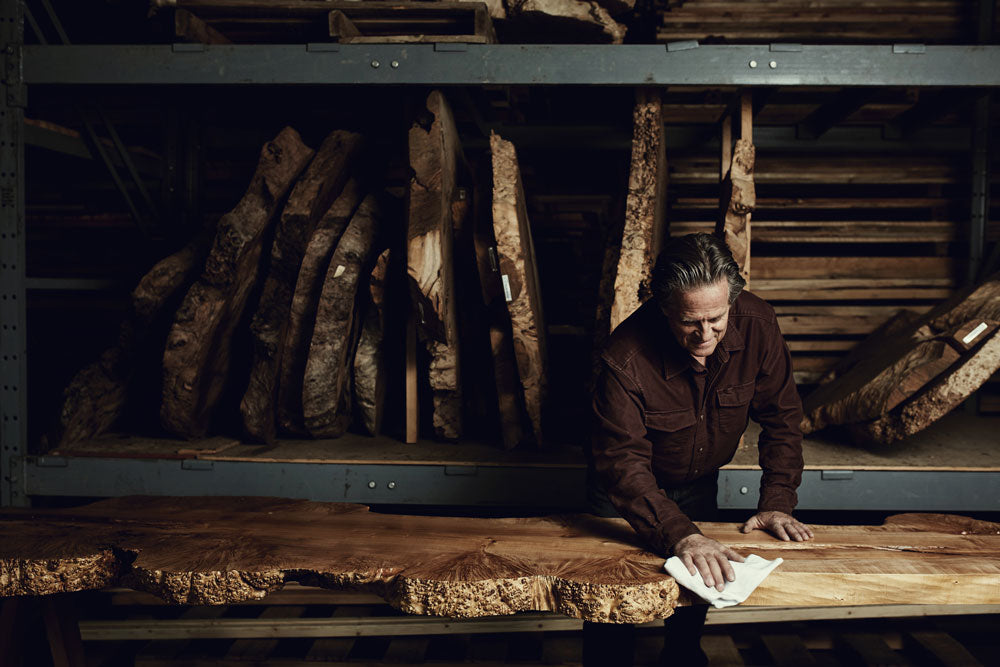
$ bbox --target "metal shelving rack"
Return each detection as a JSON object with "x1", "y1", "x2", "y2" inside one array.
[{"x1": 3, "y1": 0, "x2": 1000, "y2": 511}]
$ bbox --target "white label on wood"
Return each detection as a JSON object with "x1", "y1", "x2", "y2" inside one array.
[
  {"x1": 501, "y1": 274, "x2": 513, "y2": 302},
  {"x1": 963, "y1": 322, "x2": 988, "y2": 345},
  {"x1": 333, "y1": 265, "x2": 346, "y2": 279}
]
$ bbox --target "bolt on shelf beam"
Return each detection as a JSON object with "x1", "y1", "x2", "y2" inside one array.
[{"x1": 21, "y1": 44, "x2": 1000, "y2": 87}]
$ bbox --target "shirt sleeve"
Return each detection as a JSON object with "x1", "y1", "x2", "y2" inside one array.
[
  {"x1": 749, "y1": 315, "x2": 805, "y2": 515},
  {"x1": 591, "y1": 358, "x2": 702, "y2": 555}
]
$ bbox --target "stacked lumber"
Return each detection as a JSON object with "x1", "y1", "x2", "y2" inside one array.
[
  {"x1": 150, "y1": 0, "x2": 629, "y2": 44},
  {"x1": 656, "y1": 0, "x2": 981, "y2": 44},
  {"x1": 801, "y1": 274, "x2": 1000, "y2": 444},
  {"x1": 4, "y1": 497, "x2": 1000, "y2": 615}
]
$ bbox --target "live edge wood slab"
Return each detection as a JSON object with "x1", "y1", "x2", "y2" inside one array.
[{"x1": 1, "y1": 498, "x2": 998, "y2": 624}]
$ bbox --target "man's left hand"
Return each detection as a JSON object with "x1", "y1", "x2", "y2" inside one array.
[{"x1": 740, "y1": 511, "x2": 813, "y2": 541}]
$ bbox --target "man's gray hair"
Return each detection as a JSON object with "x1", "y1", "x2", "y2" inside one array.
[{"x1": 650, "y1": 233, "x2": 746, "y2": 307}]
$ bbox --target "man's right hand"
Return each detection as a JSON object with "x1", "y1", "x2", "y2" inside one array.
[{"x1": 673, "y1": 534, "x2": 745, "y2": 591}]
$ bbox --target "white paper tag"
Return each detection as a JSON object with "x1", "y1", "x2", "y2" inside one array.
[
  {"x1": 962, "y1": 321, "x2": 989, "y2": 345},
  {"x1": 333, "y1": 265, "x2": 346, "y2": 278},
  {"x1": 501, "y1": 274, "x2": 513, "y2": 302}
]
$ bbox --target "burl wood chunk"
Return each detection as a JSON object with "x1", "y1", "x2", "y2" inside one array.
[
  {"x1": 302, "y1": 194, "x2": 383, "y2": 438},
  {"x1": 354, "y1": 249, "x2": 390, "y2": 436},
  {"x1": 161, "y1": 127, "x2": 314, "y2": 438},
  {"x1": 241, "y1": 130, "x2": 363, "y2": 443},
  {"x1": 278, "y1": 178, "x2": 363, "y2": 435},
  {"x1": 803, "y1": 273, "x2": 1000, "y2": 443},
  {"x1": 501, "y1": 0, "x2": 627, "y2": 44},
  {"x1": 491, "y1": 132, "x2": 547, "y2": 444},
  {"x1": 610, "y1": 88, "x2": 667, "y2": 332},
  {"x1": 53, "y1": 224, "x2": 215, "y2": 446},
  {"x1": 408, "y1": 90, "x2": 467, "y2": 439},
  {"x1": 4, "y1": 497, "x2": 1000, "y2": 614},
  {"x1": 716, "y1": 138, "x2": 754, "y2": 285}
]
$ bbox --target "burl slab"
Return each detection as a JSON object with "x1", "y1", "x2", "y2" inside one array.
[{"x1": 2, "y1": 499, "x2": 998, "y2": 622}]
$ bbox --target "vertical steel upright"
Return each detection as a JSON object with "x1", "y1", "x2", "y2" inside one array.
[{"x1": 0, "y1": 0, "x2": 26, "y2": 506}]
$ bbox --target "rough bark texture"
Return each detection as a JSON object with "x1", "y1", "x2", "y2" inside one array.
[
  {"x1": 4, "y1": 498, "x2": 999, "y2": 615},
  {"x1": 241, "y1": 130, "x2": 363, "y2": 443},
  {"x1": 716, "y1": 138, "x2": 754, "y2": 286},
  {"x1": 408, "y1": 90, "x2": 465, "y2": 439},
  {"x1": 803, "y1": 273, "x2": 1000, "y2": 442},
  {"x1": 610, "y1": 88, "x2": 667, "y2": 332},
  {"x1": 302, "y1": 195, "x2": 383, "y2": 438},
  {"x1": 161, "y1": 127, "x2": 314, "y2": 438},
  {"x1": 53, "y1": 225, "x2": 215, "y2": 446},
  {"x1": 353, "y1": 249, "x2": 390, "y2": 436},
  {"x1": 277, "y1": 178, "x2": 363, "y2": 435},
  {"x1": 491, "y1": 132, "x2": 547, "y2": 444}
]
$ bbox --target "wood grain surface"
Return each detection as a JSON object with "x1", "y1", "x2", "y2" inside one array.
[{"x1": 2, "y1": 498, "x2": 998, "y2": 621}]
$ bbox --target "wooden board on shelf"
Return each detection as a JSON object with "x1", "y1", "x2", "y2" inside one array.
[
  {"x1": 327, "y1": 2, "x2": 497, "y2": 45},
  {"x1": 353, "y1": 249, "x2": 390, "y2": 436},
  {"x1": 3, "y1": 498, "x2": 1000, "y2": 616}
]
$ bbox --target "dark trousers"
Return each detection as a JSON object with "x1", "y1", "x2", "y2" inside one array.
[{"x1": 582, "y1": 471, "x2": 719, "y2": 667}]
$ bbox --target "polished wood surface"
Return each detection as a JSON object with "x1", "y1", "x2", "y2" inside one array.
[{"x1": 2, "y1": 498, "x2": 998, "y2": 623}]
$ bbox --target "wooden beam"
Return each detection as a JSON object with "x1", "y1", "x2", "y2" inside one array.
[{"x1": 796, "y1": 89, "x2": 875, "y2": 140}]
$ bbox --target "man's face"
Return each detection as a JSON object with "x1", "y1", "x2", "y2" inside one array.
[{"x1": 663, "y1": 278, "x2": 731, "y2": 360}]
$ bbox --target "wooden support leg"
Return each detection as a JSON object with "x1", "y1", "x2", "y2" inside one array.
[
  {"x1": 405, "y1": 312, "x2": 418, "y2": 444},
  {"x1": 1, "y1": 598, "x2": 22, "y2": 667},
  {"x1": 43, "y1": 596, "x2": 86, "y2": 667}
]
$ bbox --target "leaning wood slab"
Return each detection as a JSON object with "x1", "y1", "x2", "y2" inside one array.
[
  {"x1": 278, "y1": 178, "x2": 363, "y2": 435},
  {"x1": 302, "y1": 194, "x2": 383, "y2": 438},
  {"x1": 610, "y1": 88, "x2": 667, "y2": 332},
  {"x1": 491, "y1": 132, "x2": 547, "y2": 444},
  {"x1": 241, "y1": 130, "x2": 362, "y2": 443},
  {"x1": 408, "y1": 90, "x2": 467, "y2": 439},
  {"x1": 53, "y1": 222, "x2": 215, "y2": 447},
  {"x1": 803, "y1": 273, "x2": 1000, "y2": 441},
  {"x1": 716, "y1": 137, "x2": 754, "y2": 286},
  {"x1": 353, "y1": 248, "x2": 391, "y2": 435},
  {"x1": 3, "y1": 499, "x2": 998, "y2": 622},
  {"x1": 161, "y1": 127, "x2": 314, "y2": 438}
]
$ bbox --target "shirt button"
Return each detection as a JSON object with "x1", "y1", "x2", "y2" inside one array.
[
  {"x1": 698, "y1": 447, "x2": 704, "y2": 452},
  {"x1": 699, "y1": 414, "x2": 705, "y2": 421}
]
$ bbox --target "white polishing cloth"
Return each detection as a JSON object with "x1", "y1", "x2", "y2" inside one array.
[{"x1": 664, "y1": 554, "x2": 783, "y2": 608}]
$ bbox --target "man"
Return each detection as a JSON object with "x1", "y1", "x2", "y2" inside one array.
[{"x1": 587, "y1": 232, "x2": 812, "y2": 666}]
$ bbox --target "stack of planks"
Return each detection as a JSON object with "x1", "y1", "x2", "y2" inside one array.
[
  {"x1": 153, "y1": 0, "x2": 632, "y2": 45},
  {"x1": 53, "y1": 91, "x2": 548, "y2": 450},
  {"x1": 656, "y1": 0, "x2": 986, "y2": 44}
]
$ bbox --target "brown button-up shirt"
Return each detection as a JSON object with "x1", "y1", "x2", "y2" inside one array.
[{"x1": 591, "y1": 291, "x2": 804, "y2": 556}]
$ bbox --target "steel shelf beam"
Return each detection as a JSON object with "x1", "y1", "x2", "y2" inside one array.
[
  {"x1": 23, "y1": 456, "x2": 1000, "y2": 512},
  {"x1": 22, "y1": 44, "x2": 1000, "y2": 87}
]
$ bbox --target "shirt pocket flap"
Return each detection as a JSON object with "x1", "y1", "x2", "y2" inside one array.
[
  {"x1": 644, "y1": 409, "x2": 697, "y2": 432},
  {"x1": 717, "y1": 381, "x2": 756, "y2": 407}
]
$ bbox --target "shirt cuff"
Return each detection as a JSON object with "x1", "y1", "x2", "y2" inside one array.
[{"x1": 654, "y1": 517, "x2": 703, "y2": 555}]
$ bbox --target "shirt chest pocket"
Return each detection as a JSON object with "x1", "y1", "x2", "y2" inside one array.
[
  {"x1": 643, "y1": 408, "x2": 697, "y2": 445},
  {"x1": 716, "y1": 381, "x2": 755, "y2": 433}
]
